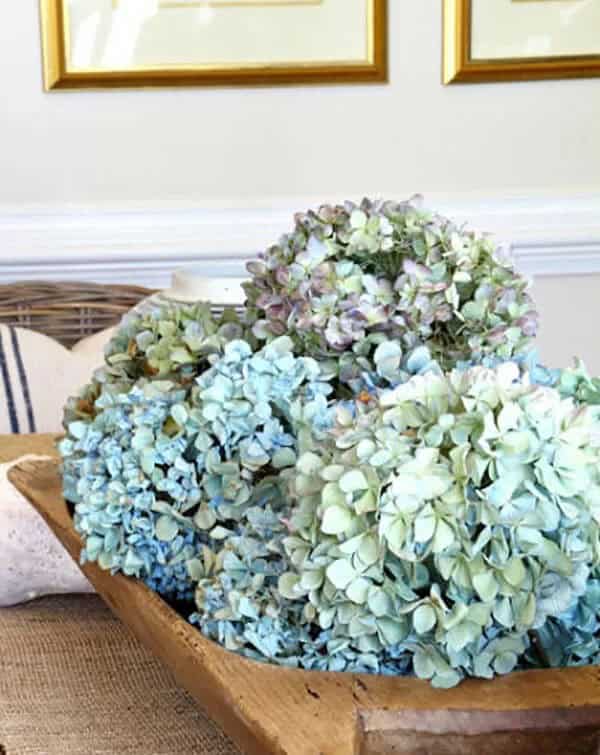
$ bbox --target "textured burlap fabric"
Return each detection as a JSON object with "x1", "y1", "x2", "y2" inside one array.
[{"x1": 0, "y1": 594, "x2": 240, "y2": 755}]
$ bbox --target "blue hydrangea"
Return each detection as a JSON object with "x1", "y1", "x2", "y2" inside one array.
[
  {"x1": 60, "y1": 334, "x2": 334, "y2": 603},
  {"x1": 61, "y1": 381, "x2": 203, "y2": 599}
]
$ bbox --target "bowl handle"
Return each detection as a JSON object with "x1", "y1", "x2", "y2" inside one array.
[{"x1": 357, "y1": 706, "x2": 600, "y2": 755}]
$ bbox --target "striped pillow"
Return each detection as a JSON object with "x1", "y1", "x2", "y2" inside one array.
[{"x1": 0, "y1": 325, "x2": 112, "y2": 435}]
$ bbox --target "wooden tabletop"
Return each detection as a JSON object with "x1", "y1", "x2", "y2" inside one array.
[{"x1": 0, "y1": 432, "x2": 60, "y2": 464}]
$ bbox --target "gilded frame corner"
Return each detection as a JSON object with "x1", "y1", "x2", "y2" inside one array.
[
  {"x1": 39, "y1": 0, "x2": 387, "y2": 90},
  {"x1": 443, "y1": 0, "x2": 600, "y2": 85}
]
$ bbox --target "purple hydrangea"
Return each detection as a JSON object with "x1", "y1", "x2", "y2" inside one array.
[{"x1": 244, "y1": 197, "x2": 538, "y2": 377}]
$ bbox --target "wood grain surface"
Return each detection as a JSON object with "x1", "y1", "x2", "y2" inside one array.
[
  {"x1": 0, "y1": 432, "x2": 60, "y2": 464},
  {"x1": 8, "y1": 435, "x2": 600, "y2": 755}
]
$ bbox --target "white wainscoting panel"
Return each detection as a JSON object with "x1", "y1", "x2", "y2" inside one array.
[{"x1": 0, "y1": 194, "x2": 599, "y2": 287}]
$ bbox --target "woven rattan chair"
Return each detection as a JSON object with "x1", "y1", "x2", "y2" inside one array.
[{"x1": 0, "y1": 281, "x2": 154, "y2": 348}]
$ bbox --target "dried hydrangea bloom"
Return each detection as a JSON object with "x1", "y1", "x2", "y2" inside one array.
[
  {"x1": 59, "y1": 334, "x2": 333, "y2": 603},
  {"x1": 186, "y1": 336, "x2": 346, "y2": 663},
  {"x1": 555, "y1": 359, "x2": 600, "y2": 405},
  {"x1": 63, "y1": 302, "x2": 244, "y2": 429},
  {"x1": 102, "y1": 301, "x2": 243, "y2": 385},
  {"x1": 60, "y1": 380, "x2": 205, "y2": 599},
  {"x1": 244, "y1": 197, "x2": 538, "y2": 376},
  {"x1": 278, "y1": 363, "x2": 600, "y2": 687},
  {"x1": 521, "y1": 360, "x2": 600, "y2": 670}
]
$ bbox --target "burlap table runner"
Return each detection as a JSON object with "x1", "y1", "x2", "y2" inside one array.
[{"x1": 0, "y1": 594, "x2": 240, "y2": 755}]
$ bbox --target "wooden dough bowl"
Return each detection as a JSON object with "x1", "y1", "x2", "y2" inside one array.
[{"x1": 10, "y1": 436, "x2": 600, "y2": 755}]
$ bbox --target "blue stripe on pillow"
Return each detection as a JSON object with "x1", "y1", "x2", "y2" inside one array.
[
  {"x1": 0, "y1": 328, "x2": 19, "y2": 433},
  {"x1": 9, "y1": 326, "x2": 36, "y2": 433}
]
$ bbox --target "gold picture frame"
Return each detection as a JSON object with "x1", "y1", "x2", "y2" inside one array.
[
  {"x1": 443, "y1": 0, "x2": 600, "y2": 84},
  {"x1": 40, "y1": 0, "x2": 387, "y2": 90}
]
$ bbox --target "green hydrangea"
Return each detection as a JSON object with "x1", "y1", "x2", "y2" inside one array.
[
  {"x1": 278, "y1": 364, "x2": 600, "y2": 686},
  {"x1": 244, "y1": 197, "x2": 537, "y2": 377},
  {"x1": 556, "y1": 360, "x2": 600, "y2": 405},
  {"x1": 101, "y1": 301, "x2": 242, "y2": 383},
  {"x1": 63, "y1": 302, "x2": 243, "y2": 429}
]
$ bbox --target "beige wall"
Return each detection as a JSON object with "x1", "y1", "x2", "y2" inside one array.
[
  {"x1": 533, "y1": 275, "x2": 600, "y2": 375},
  {"x1": 0, "y1": 2, "x2": 598, "y2": 379},
  {"x1": 1, "y1": 2, "x2": 599, "y2": 204}
]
